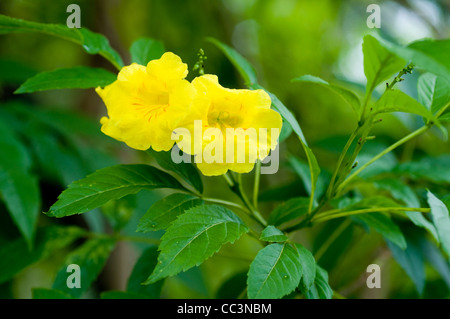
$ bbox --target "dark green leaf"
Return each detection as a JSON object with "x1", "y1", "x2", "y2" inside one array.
[
  {"x1": 247, "y1": 243, "x2": 303, "y2": 299},
  {"x1": 145, "y1": 205, "x2": 248, "y2": 283},
  {"x1": 32, "y1": 288, "x2": 73, "y2": 299},
  {"x1": 300, "y1": 265, "x2": 333, "y2": 299},
  {"x1": 268, "y1": 197, "x2": 309, "y2": 227},
  {"x1": 260, "y1": 225, "x2": 288, "y2": 242},
  {"x1": 52, "y1": 238, "x2": 116, "y2": 298},
  {"x1": 46, "y1": 164, "x2": 185, "y2": 218},
  {"x1": 127, "y1": 247, "x2": 164, "y2": 298},
  {"x1": 100, "y1": 291, "x2": 151, "y2": 299},
  {"x1": 130, "y1": 38, "x2": 165, "y2": 65},
  {"x1": 15, "y1": 67, "x2": 116, "y2": 93},
  {"x1": 293, "y1": 75, "x2": 361, "y2": 117},
  {"x1": 137, "y1": 193, "x2": 203, "y2": 232},
  {"x1": 215, "y1": 272, "x2": 247, "y2": 299},
  {"x1": 295, "y1": 244, "x2": 316, "y2": 291},
  {"x1": 147, "y1": 148, "x2": 203, "y2": 193}
]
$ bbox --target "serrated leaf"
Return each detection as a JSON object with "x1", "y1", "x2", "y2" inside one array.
[
  {"x1": 127, "y1": 247, "x2": 164, "y2": 298},
  {"x1": 0, "y1": 226, "x2": 85, "y2": 284},
  {"x1": 427, "y1": 191, "x2": 450, "y2": 262},
  {"x1": 145, "y1": 205, "x2": 248, "y2": 283},
  {"x1": 374, "y1": 89, "x2": 432, "y2": 119},
  {"x1": 206, "y1": 37, "x2": 257, "y2": 86},
  {"x1": 137, "y1": 193, "x2": 203, "y2": 232},
  {"x1": 417, "y1": 73, "x2": 450, "y2": 115},
  {"x1": 300, "y1": 265, "x2": 333, "y2": 299},
  {"x1": 362, "y1": 35, "x2": 406, "y2": 93},
  {"x1": 247, "y1": 243, "x2": 303, "y2": 299},
  {"x1": 130, "y1": 38, "x2": 165, "y2": 65},
  {"x1": 260, "y1": 225, "x2": 288, "y2": 242},
  {"x1": 32, "y1": 288, "x2": 73, "y2": 299},
  {"x1": 15, "y1": 67, "x2": 116, "y2": 93},
  {"x1": 46, "y1": 164, "x2": 185, "y2": 218},
  {"x1": 387, "y1": 237, "x2": 425, "y2": 295},
  {"x1": 52, "y1": 238, "x2": 116, "y2": 298},
  {"x1": 147, "y1": 148, "x2": 203, "y2": 193},
  {"x1": 293, "y1": 75, "x2": 361, "y2": 117},
  {"x1": 373, "y1": 179, "x2": 439, "y2": 243},
  {"x1": 294, "y1": 244, "x2": 316, "y2": 290},
  {"x1": 0, "y1": 14, "x2": 123, "y2": 69},
  {"x1": 268, "y1": 197, "x2": 309, "y2": 227},
  {"x1": 353, "y1": 212, "x2": 407, "y2": 250}
]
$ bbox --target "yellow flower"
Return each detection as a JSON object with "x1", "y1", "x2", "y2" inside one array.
[
  {"x1": 96, "y1": 52, "x2": 199, "y2": 151},
  {"x1": 174, "y1": 74, "x2": 282, "y2": 176}
]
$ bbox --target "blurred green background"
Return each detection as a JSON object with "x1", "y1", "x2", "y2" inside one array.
[{"x1": 0, "y1": 0, "x2": 449, "y2": 299}]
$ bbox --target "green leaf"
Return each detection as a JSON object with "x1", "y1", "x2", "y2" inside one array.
[
  {"x1": 374, "y1": 89, "x2": 432, "y2": 119},
  {"x1": 0, "y1": 14, "x2": 124, "y2": 69},
  {"x1": 247, "y1": 243, "x2": 303, "y2": 299},
  {"x1": 373, "y1": 179, "x2": 439, "y2": 243},
  {"x1": 46, "y1": 164, "x2": 185, "y2": 218},
  {"x1": 206, "y1": 37, "x2": 257, "y2": 86},
  {"x1": 0, "y1": 119, "x2": 31, "y2": 172},
  {"x1": 15, "y1": 67, "x2": 116, "y2": 93},
  {"x1": 0, "y1": 226, "x2": 85, "y2": 284},
  {"x1": 427, "y1": 191, "x2": 450, "y2": 261},
  {"x1": 294, "y1": 244, "x2": 316, "y2": 291},
  {"x1": 260, "y1": 226, "x2": 288, "y2": 242},
  {"x1": 215, "y1": 271, "x2": 247, "y2": 299},
  {"x1": 293, "y1": 75, "x2": 361, "y2": 117},
  {"x1": 352, "y1": 212, "x2": 407, "y2": 250},
  {"x1": 53, "y1": 238, "x2": 116, "y2": 298},
  {"x1": 300, "y1": 265, "x2": 333, "y2": 299},
  {"x1": 127, "y1": 247, "x2": 164, "y2": 298},
  {"x1": 100, "y1": 291, "x2": 151, "y2": 299},
  {"x1": 147, "y1": 148, "x2": 203, "y2": 193},
  {"x1": 288, "y1": 155, "x2": 321, "y2": 203},
  {"x1": 387, "y1": 237, "x2": 425, "y2": 295},
  {"x1": 145, "y1": 205, "x2": 248, "y2": 284},
  {"x1": 362, "y1": 35, "x2": 406, "y2": 93},
  {"x1": 137, "y1": 193, "x2": 203, "y2": 232},
  {"x1": 394, "y1": 155, "x2": 450, "y2": 183},
  {"x1": 268, "y1": 197, "x2": 309, "y2": 227},
  {"x1": 417, "y1": 73, "x2": 450, "y2": 115},
  {"x1": 32, "y1": 288, "x2": 73, "y2": 299},
  {"x1": 130, "y1": 38, "x2": 165, "y2": 65}
]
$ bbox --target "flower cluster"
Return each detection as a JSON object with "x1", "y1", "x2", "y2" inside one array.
[{"x1": 96, "y1": 52, "x2": 282, "y2": 176}]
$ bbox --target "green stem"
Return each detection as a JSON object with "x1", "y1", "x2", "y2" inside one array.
[
  {"x1": 253, "y1": 160, "x2": 261, "y2": 209},
  {"x1": 236, "y1": 174, "x2": 267, "y2": 227},
  {"x1": 202, "y1": 197, "x2": 246, "y2": 210},
  {"x1": 312, "y1": 207, "x2": 430, "y2": 224},
  {"x1": 336, "y1": 124, "x2": 430, "y2": 195}
]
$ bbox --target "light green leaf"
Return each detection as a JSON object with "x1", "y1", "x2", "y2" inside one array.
[
  {"x1": 387, "y1": 237, "x2": 425, "y2": 295},
  {"x1": 353, "y1": 212, "x2": 407, "y2": 250},
  {"x1": 438, "y1": 112, "x2": 450, "y2": 122},
  {"x1": 417, "y1": 73, "x2": 450, "y2": 115},
  {"x1": 363, "y1": 35, "x2": 406, "y2": 93},
  {"x1": 53, "y1": 238, "x2": 116, "y2": 298},
  {"x1": 0, "y1": 14, "x2": 123, "y2": 69},
  {"x1": 32, "y1": 288, "x2": 73, "y2": 299},
  {"x1": 373, "y1": 179, "x2": 439, "y2": 243},
  {"x1": 138, "y1": 193, "x2": 204, "y2": 232},
  {"x1": 374, "y1": 89, "x2": 432, "y2": 119},
  {"x1": 300, "y1": 265, "x2": 333, "y2": 299},
  {"x1": 46, "y1": 164, "x2": 185, "y2": 218},
  {"x1": 247, "y1": 243, "x2": 303, "y2": 299},
  {"x1": 268, "y1": 197, "x2": 309, "y2": 227},
  {"x1": 127, "y1": 247, "x2": 164, "y2": 298},
  {"x1": 427, "y1": 191, "x2": 450, "y2": 261},
  {"x1": 15, "y1": 67, "x2": 116, "y2": 93},
  {"x1": 0, "y1": 226, "x2": 85, "y2": 284},
  {"x1": 260, "y1": 225, "x2": 288, "y2": 242},
  {"x1": 145, "y1": 205, "x2": 248, "y2": 284},
  {"x1": 293, "y1": 75, "x2": 361, "y2": 117},
  {"x1": 147, "y1": 148, "x2": 203, "y2": 193},
  {"x1": 206, "y1": 37, "x2": 257, "y2": 86},
  {"x1": 130, "y1": 38, "x2": 165, "y2": 65},
  {"x1": 295, "y1": 244, "x2": 316, "y2": 291}
]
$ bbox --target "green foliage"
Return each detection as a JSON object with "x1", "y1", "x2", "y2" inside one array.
[
  {"x1": 130, "y1": 38, "x2": 166, "y2": 65},
  {"x1": 260, "y1": 225, "x2": 288, "y2": 242},
  {"x1": 15, "y1": 67, "x2": 116, "y2": 93},
  {"x1": 299, "y1": 266, "x2": 333, "y2": 299},
  {"x1": 268, "y1": 197, "x2": 309, "y2": 227},
  {"x1": 428, "y1": 192, "x2": 450, "y2": 262},
  {"x1": 145, "y1": 205, "x2": 248, "y2": 284}
]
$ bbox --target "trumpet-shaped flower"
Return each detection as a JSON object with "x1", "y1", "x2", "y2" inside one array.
[
  {"x1": 174, "y1": 74, "x2": 282, "y2": 176},
  {"x1": 96, "y1": 52, "x2": 200, "y2": 151}
]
